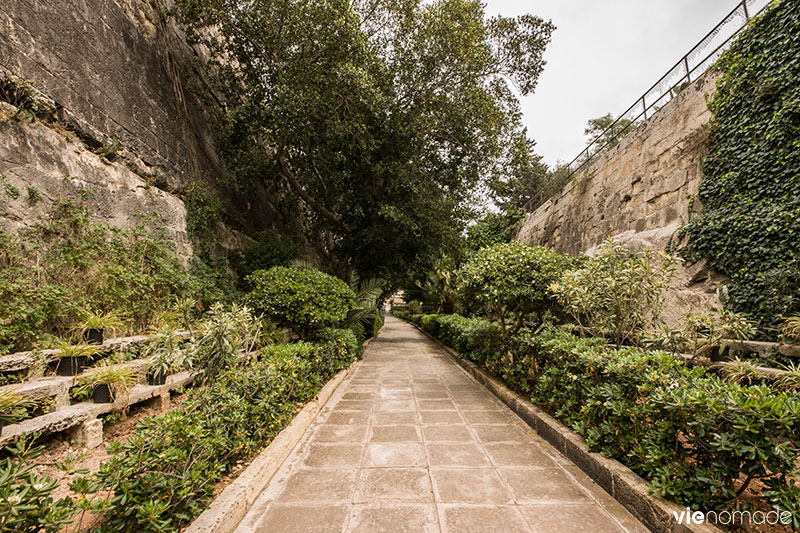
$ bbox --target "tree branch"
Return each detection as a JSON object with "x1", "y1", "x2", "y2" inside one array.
[{"x1": 276, "y1": 148, "x2": 350, "y2": 233}]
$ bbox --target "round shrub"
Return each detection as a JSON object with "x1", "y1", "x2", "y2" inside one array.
[
  {"x1": 456, "y1": 242, "x2": 577, "y2": 338},
  {"x1": 246, "y1": 267, "x2": 355, "y2": 336}
]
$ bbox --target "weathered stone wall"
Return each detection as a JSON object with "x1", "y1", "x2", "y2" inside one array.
[
  {"x1": 515, "y1": 71, "x2": 726, "y2": 324},
  {"x1": 0, "y1": 102, "x2": 192, "y2": 259},
  {"x1": 517, "y1": 72, "x2": 719, "y2": 254},
  {"x1": 0, "y1": 0, "x2": 220, "y2": 192}
]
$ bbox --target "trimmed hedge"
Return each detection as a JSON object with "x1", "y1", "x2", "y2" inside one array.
[
  {"x1": 79, "y1": 329, "x2": 359, "y2": 531},
  {"x1": 245, "y1": 267, "x2": 355, "y2": 337},
  {"x1": 397, "y1": 313, "x2": 800, "y2": 526}
]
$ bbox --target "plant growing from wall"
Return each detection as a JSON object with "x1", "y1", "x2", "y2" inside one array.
[
  {"x1": 0, "y1": 201, "x2": 231, "y2": 355},
  {"x1": 551, "y1": 239, "x2": 677, "y2": 347},
  {"x1": 676, "y1": 0, "x2": 800, "y2": 337},
  {"x1": 456, "y1": 241, "x2": 577, "y2": 339}
]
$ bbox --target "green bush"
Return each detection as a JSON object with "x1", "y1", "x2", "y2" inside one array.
[
  {"x1": 552, "y1": 239, "x2": 677, "y2": 347},
  {"x1": 349, "y1": 322, "x2": 366, "y2": 345},
  {"x1": 81, "y1": 330, "x2": 359, "y2": 531},
  {"x1": 245, "y1": 267, "x2": 355, "y2": 338},
  {"x1": 366, "y1": 314, "x2": 384, "y2": 338},
  {"x1": 421, "y1": 315, "x2": 800, "y2": 525},
  {"x1": 456, "y1": 242, "x2": 576, "y2": 338}
]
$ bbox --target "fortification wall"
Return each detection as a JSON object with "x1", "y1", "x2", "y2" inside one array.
[{"x1": 515, "y1": 71, "x2": 727, "y2": 324}]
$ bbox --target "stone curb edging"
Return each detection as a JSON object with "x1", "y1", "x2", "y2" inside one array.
[
  {"x1": 410, "y1": 323, "x2": 720, "y2": 533},
  {"x1": 186, "y1": 336, "x2": 377, "y2": 533}
]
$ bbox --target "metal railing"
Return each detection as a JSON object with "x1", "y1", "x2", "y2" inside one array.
[{"x1": 523, "y1": 0, "x2": 772, "y2": 214}]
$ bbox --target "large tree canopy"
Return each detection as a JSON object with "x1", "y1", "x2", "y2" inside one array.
[{"x1": 177, "y1": 0, "x2": 554, "y2": 281}]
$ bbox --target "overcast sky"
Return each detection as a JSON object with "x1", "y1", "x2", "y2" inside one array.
[{"x1": 482, "y1": 0, "x2": 742, "y2": 167}]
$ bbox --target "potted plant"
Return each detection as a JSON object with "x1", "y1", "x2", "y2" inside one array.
[
  {"x1": 55, "y1": 342, "x2": 100, "y2": 376},
  {"x1": 82, "y1": 361, "x2": 136, "y2": 404},
  {"x1": 74, "y1": 308, "x2": 127, "y2": 345},
  {"x1": 0, "y1": 388, "x2": 36, "y2": 436}
]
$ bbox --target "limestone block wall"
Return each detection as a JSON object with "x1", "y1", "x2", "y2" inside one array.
[
  {"x1": 515, "y1": 71, "x2": 726, "y2": 324},
  {"x1": 516, "y1": 72, "x2": 718, "y2": 255}
]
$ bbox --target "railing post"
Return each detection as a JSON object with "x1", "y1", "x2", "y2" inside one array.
[
  {"x1": 743, "y1": 0, "x2": 749, "y2": 20},
  {"x1": 684, "y1": 56, "x2": 691, "y2": 84},
  {"x1": 641, "y1": 96, "x2": 647, "y2": 120}
]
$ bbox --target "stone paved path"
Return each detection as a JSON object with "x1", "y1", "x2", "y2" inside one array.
[{"x1": 236, "y1": 316, "x2": 648, "y2": 532}]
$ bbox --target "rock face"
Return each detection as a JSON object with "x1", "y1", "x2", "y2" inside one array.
[
  {"x1": 0, "y1": 0, "x2": 221, "y2": 191},
  {"x1": 0, "y1": 105, "x2": 193, "y2": 258},
  {"x1": 515, "y1": 71, "x2": 726, "y2": 324}
]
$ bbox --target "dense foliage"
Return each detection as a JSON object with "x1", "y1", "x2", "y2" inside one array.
[
  {"x1": 230, "y1": 237, "x2": 299, "y2": 289},
  {"x1": 455, "y1": 242, "x2": 576, "y2": 337},
  {"x1": 176, "y1": 0, "x2": 554, "y2": 282},
  {"x1": 398, "y1": 312, "x2": 800, "y2": 526},
  {"x1": 246, "y1": 267, "x2": 355, "y2": 337},
  {"x1": 0, "y1": 201, "x2": 230, "y2": 355},
  {"x1": 677, "y1": 0, "x2": 800, "y2": 337},
  {"x1": 13, "y1": 329, "x2": 360, "y2": 531},
  {"x1": 465, "y1": 210, "x2": 525, "y2": 251}
]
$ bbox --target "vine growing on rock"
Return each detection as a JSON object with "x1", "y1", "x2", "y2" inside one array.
[{"x1": 677, "y1": 0, "x2": 800, "y2": 337}]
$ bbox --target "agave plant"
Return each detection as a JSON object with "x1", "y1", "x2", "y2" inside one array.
[
  {"x1": 780, "y1": 314, "x2": 800, "y2": 345},
  {"x1": 776, "y1": 361, "x2": 800, "y2": 394},
  {"x1": 74, "y1": 308, "x2": 127, "y2": 335}
]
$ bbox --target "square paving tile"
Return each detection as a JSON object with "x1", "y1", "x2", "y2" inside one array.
[
  {"x1": 472, "y1": 424, "x2": 530, "y2": 443},
  {"x1": 421, "y1": 425, "x2": 474, "y2": 442},
  {"x1": 303, "y1": 443, "x2": 364, "y2": 469},
  {"x1": 461, "y1": 410, "x2": 516, "y2": 425},
  {"x1": 364, "y1": 442, "x2": 427, "y2": 467},
  {"x1": 484, "y1": 443, "x2": 554, "y2": 467},
  {"x1": 314, "y1": 425, "x2": 369, "y2": 443},
  {"x1": 520, "y1": 504, "x2": 626, "y2": 532},
  {"x1": 277, "y1": 469, "x2": 357, "y2": 503},
  {"x1": 439, "y1": 505, "x2": 532, "y2": 533},
  {"x1": 253, "y1": 503, "x2": 350, "y2": 532},
  {"x1": 333, "y1": 400, "x2": 374, "y2": 411},
  {"x1": 431, "y1": 469, "x2": 513, "y2": 504},
  {"x1": 457, "y1": 398, "x2": 501, "y2": 410},
  {"x1": 370, "y1": 425, "x2": 421, "y2": 442},
  {"x1": 417, "y1": 399, "x2": 457, "y2": 410},
  {"x1": 427, "y1": 442, "x2": 491, "y2": 468},
  {"x1": 377, "y1": 390, "x2": 413, "y2": 400},
  {"x1": 420, "y1": 410, "x2": 463, "y2": 424},
  {"x1": 499, "y1": 468, "x2": 591, "y2": 503},
  {"x1": 415, "y1": 390, "x2": 450, "y2": 400},
  {"x1": 323, "y1": 411, "x2": 371, "y2": 426},
  {"x1": 372, "y1": 411, "x2": 418, "y2": 425},
  {"x1": 375, "y1": 400, "x2": 416, "y2": 412},
  {"x1": 349, "y1": 504, "x2": 439, "y2": 532},
  {"x1": 342, "y1": 392, "x2": 376, "y2": 400},
  {"x1": 354, "y1": 468, "x2": 433, "y2": 503}
]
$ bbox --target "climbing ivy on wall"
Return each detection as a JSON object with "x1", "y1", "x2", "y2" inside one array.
[{"x1": 678, "y1": 0, "x2": 800, "y2": 337}]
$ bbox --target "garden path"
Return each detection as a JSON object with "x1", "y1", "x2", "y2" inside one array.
[{"x1": 235, "y1": 316, "x2": 648, "y2": 532}]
